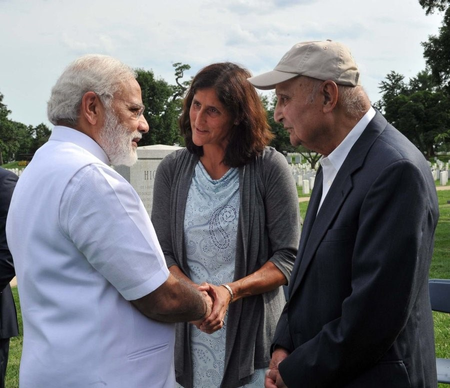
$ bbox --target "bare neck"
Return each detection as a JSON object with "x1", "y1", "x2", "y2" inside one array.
[{"x1": 200, "y1": 144, "x2": 230, "y2": 180}]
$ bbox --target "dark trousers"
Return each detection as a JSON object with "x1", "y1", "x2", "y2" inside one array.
[{"x1": 0, "y1": 338, "x2": 10, "y2": 388}]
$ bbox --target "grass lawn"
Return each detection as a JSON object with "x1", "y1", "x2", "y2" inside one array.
[
  {"x1": 5, "y1": 188, "x2": 450, "y2": 387},
  {"x1": 431, "y1": 189, "x2": 450, "y2": 387},
  {"x1": 1, "y1": 162, "x2": 26, "y2": 170},
  {"x1": 6, "y1": 287, "x2": 21, "y2": 388}
]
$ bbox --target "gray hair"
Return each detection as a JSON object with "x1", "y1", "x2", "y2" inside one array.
[
  {"x1": 47, "y1": 54, "x2": 136, "y2": 126},
  {"x1": 304, "y1": 77, "x2": 370, "y2": 118},
  {"x1": 337, "y1": 85, "x2": 370, "y2": 117}
]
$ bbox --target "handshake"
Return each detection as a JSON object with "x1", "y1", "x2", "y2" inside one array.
[{"x1": 191, "y1": 282, "x2": 234, "y2": 334}]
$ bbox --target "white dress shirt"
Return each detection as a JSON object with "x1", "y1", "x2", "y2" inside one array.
[
  {"x1": 6, "y1": 126, "x2": 175, "y2": 388},
  {"x1": 318, "y1": 107, "x2": 376, "y2": 211}
]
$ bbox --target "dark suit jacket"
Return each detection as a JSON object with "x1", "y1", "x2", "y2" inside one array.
[
  {"x1": 0, "y1": 168, "x2": 18, "y2": 340},
  {"x1": 274, "y1": 112, "x2": 439, "y2": 387}
]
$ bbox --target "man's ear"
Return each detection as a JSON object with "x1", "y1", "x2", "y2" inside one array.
[
  {"x1": 321, "y1": 81, "x2": 338, "y2": 113},
  {"x1": 80, "y1": 91, "x2": 103, "y2": 125}
]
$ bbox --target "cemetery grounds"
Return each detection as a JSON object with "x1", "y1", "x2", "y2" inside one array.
[{"x1": 3, "y1": 186, "x2": 450, "y2": 388}]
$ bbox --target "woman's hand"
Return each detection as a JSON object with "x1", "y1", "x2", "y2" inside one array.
[{"x1": 196, "y1": 283, "x2": 232, "y2": 334}]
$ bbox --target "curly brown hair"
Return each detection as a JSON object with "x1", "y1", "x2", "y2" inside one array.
[{"x1": 180, "y1": 62, "x2": 274, "y2": 167}]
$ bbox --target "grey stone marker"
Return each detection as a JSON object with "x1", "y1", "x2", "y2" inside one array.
[{"x1": 115, "y1": 144, "x2": 182, "y2": 215}]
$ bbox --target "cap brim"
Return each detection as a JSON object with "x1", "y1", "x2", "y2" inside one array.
[{"x1": 248, "y1": 70, "x2": 299, "y2": 90}]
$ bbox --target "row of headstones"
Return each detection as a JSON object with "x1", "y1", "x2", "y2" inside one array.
[
  {"x1": 285, "y1": 153, "x2": 303, "y2": 165},
  {"x1": 431, "y1": 161, "x2": 449, "y2": 186},
  {"x1": 4, "y1": 168, "x2": 24, "y2": 177},
  {"x1": 290, "y1": 164, "x2": 316, "y2": 195},
  {"x1": 432, "y1": 160, "x2": 449, "y2": 170},
  {"x1": 291, "y1": 159, "x2": 450, "y2": 195},
  {"x1": 5, "y1": 147, "x2": 448, "y2": 217}
]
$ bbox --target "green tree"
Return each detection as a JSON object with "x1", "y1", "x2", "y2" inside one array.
[
  {"x1": 377, "y1": 70, "x2": 450, "y2": 159},
  {"x1": 419, "y1": 0, "x2": 449, "y2": 14},
  {"x1": 0, "y1": 122, "x2": 14, "y2": 165},
  {"x1": 136, "y1": 63, "x2": 190, "y2": 146},
  {"x1": 296, "y1": 146, "x2": 322, "y2": 170},
  {"x1": 0, "y1": 92, "x2": 51, "y2": 164},
  {"x1": 418, "y1": 3, "x2": 450, "y2": 154},
  {"x1": 171, "y1": 62, "x2": 191, "y2": 102},
  {"x1": 0, "y1": 93, "x2": 30, "y2": 164},
  {"x1": 31, "y1": 123, "x2": 52, "y2": 152},
  {"x1": 0, "y1": 92, "x2": 11, "y2": 164},
  {"x1": 423, "y1": 7, "x2": 450, "y2": 92},
  {"x1": 8, "y1": 121, "x2": 30, "y2": 161},
  {"x1": 15, "y1": 123, "x2": 52, "y2": 158},
  {"x1": 261, "y1": 93, "x2": 294, "y2": 153},
  {"x1": 377, "y1": 71, "x2": 408, "y2": 108}
]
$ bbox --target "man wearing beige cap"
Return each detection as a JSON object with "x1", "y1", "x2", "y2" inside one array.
[{"x1": 249, "y1": 40, "x2": 439, "y2": 387}]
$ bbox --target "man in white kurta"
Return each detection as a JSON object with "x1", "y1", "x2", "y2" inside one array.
[
  {"x1": 7, "y1": 126, "x2": 175, "y2": 387},
  {"x1": 5, "y1": 55, "x2": 211, "y2": 388}
]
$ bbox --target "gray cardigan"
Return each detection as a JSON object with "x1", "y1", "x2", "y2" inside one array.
[{"x1": 151, "y1": 146, "x2": 301, "y2": 388}]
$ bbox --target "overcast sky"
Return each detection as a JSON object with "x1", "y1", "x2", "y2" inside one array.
[{"x1": 0, "y1": 0, "x2": 444, "y2": 128}]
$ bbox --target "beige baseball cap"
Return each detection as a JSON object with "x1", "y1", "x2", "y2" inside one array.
[{"x1": 248, "y1": 40, "x2": 360, "y2": 90}]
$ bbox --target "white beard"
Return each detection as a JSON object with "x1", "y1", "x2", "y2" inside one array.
[{"x1": 98, "y1": 109, "x2": 141, "y2": 167}]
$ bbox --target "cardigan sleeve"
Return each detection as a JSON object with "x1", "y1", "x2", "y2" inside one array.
[
  {"x1": 151, "y1": 152, "x2": 179, "y2": 268},
  {"x1": 262, "y1": 148, "x2": 301, "y2": 282}
]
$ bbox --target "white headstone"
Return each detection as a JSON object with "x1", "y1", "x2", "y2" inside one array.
[
  {"x1": 115, "y1": 144, "x2": 182, "y2": 216},
  {"x1": 302, "y1": 179, "x2": 310, "y2": 195},
  {"x1": 440, "y1": 170, "x2": 449, "y2": 186},
  {"x1": 432, "y1": 169, "x2": 438, "y2": 181}
]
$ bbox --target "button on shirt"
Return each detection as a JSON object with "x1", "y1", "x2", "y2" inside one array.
[
  {"x1": 318, "y1": 107, "x2": 376, "y2": 211},
  {"x1": 6, "y1": 126, "x2": 175, "y2": 388}
]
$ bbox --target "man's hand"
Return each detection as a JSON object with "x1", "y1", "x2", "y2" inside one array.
[
  {"x1": 131, "y1": 275, "x2": 213, "y2": 323},
  {"x1": 196, "y1": 283, "x2": 230, "y2": 333},
  {"x1": 265, "y1": 347, "x2": 289, "y2": 388},
  {"x1": 190, "y1": 287, "x2": 213, "y2": 327}
]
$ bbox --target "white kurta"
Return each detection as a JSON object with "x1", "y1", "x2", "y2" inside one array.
[{"x1": 6, "y1": 126, "x2": 175, "y2": 388}]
